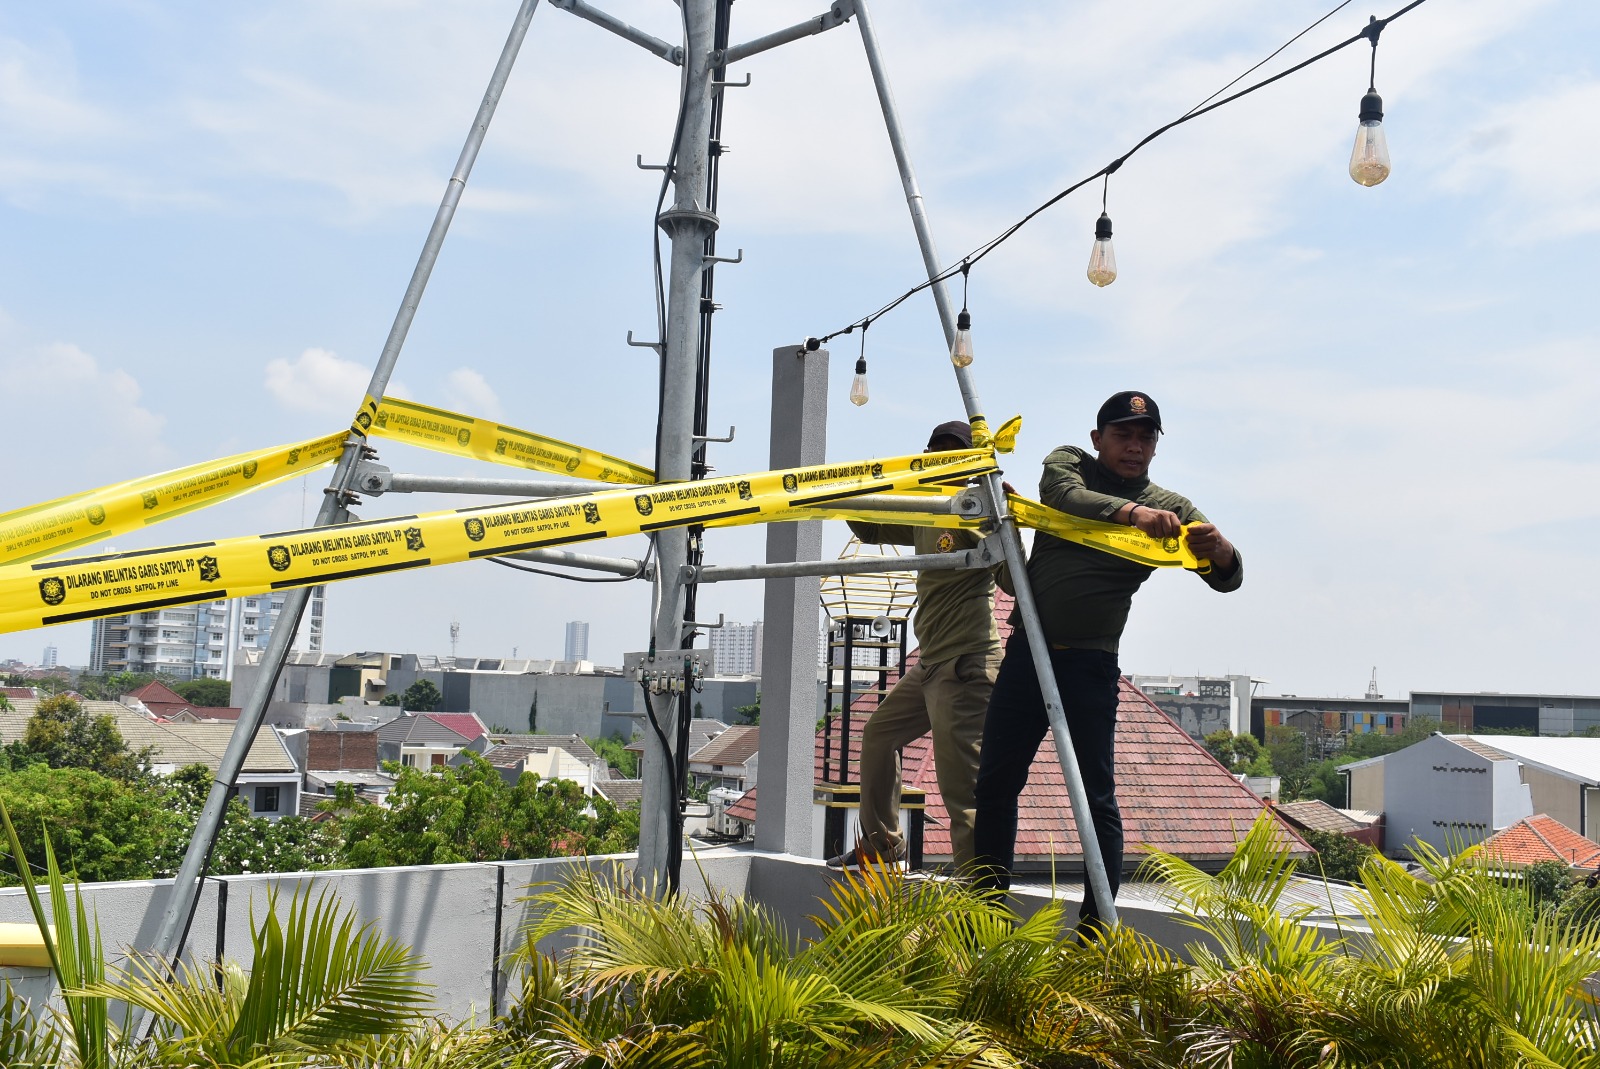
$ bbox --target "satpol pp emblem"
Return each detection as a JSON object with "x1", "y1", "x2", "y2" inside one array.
[
  {"x1": 198, "y1": 556, "x2": 222, "y2": 583},
  {"x1": 634, "y1": 495, "x2": 654, "y2": 517},
  {"x1": 38, "y1": 577, "x2": 66, "y2": 606},
  {"x1": 870, "y1": 462, "x2": 884, "y2": 479},
  {"x1": 86, "y1": 505, "x2": 106, "y2": 526},
  {"x1": 242, "y1": 460, "x2": 259, "y2": 480},
  {"x1": 565, "y1": 455, "x2": 582, "y2": 473},
  {"x1": 782, "y1": 474, "x2": 799, "y2": 494},
  {"x1": 463, "y1": 518, "x2": 487, "y2": 542},
  {"x1": 1161, "y1": 536, "x2": 1180, "y2": 554},
  {"x1": 937, "y1": 532, "x2": 956, "y2": 553},
  {"x1": 141, "y1": 491, "x2": 159, "y2": 510},
  {"x1": 456, "y1": 428, "x2": 471, "y2": 446},
  {"x1": 404, "y1": 527, "x2": 426, "y2": 552},
  {"x1": 736, "y1": 480, "x2": 753, "y2": 501},
  {"x1": 583, "y1": 502, "x2": 601, "y2": 525},
  {"x1": 266, "y1": 545, "x2": 292, "y2": 572}
]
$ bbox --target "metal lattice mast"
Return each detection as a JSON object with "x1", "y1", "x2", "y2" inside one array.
[{"x1": 636, "y1": 0, "x2": 721, "y2": 891}]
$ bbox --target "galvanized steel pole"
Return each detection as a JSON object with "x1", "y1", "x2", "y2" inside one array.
[
  {"x1": 636, "y1": 0, "x2": 721, "y2": 893},
  {"x1": 854, "y1": 0, "x2": 1118, "y2": 924},
  {"x1": 147, "y1": 0, "x2": 547, "y2": 972}
]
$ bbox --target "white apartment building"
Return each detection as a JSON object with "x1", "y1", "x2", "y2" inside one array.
[
  {"x1": 90, "y1": 586, "x2": 326, "y2": 680},
  {"x1": 708, "y1": 620, "x2": 763, "y2": 677},
  {"x1": 564, "y1": 620, "x2": 590, "y2": 663}
]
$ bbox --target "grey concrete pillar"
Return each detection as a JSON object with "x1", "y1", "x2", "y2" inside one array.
[{"x1": 756, "y1": 344, "x2": 829, "y2": 855}]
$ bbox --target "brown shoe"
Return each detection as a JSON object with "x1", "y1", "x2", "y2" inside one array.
[{"x1": 825, "y1": 841, "x2": 907, "y2": 871}]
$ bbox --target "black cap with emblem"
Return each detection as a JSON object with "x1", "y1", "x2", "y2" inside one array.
[
  {"x1": 926, "y1": 420, "x2": 973, "y2": 449},
  {"x1": 1096, "y1": 391, "x2": 1162, "y2": 433}
]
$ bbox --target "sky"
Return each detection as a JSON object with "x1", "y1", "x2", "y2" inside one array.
[{"x1": 1, "y1": 0, "x2": 1597, "y2": 699}]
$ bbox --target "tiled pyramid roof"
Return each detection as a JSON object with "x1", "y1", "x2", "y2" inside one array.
[
  {"x1": 726, "y1": 787, "x2": 758, "y2": 822},
  {"x1": 818, "y1": 592, "x2": 1309, "y2": 868},
  {"x1": 1275, "y1": 799, "x2": 1373, "y2": 837},
  {"x1": 690, "y1": 724, "x2": 759, "y2": 766},
  {"x1": 1480, "y1": 814, "x2": 1600, "y2": 869}
]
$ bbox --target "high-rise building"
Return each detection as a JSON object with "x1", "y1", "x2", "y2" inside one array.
[
  {"x1": 564, "y1": 620, "x2": 590, "y2": 663},
  {"x1": 89, "y1": 586, "x2": 325, "y2": 680},
  {"x1": 708, "y1": 620, "x2": 763, "y2": 676},
  {"x1": 40, "y1": 645, "x2": 58, "y2": 668}
]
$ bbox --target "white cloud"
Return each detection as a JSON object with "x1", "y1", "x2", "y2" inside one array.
[
  {"x1": 0, "y1": 340, "x2": 169, "y2": 483},
  {"x1": 264, "y1": 347, "x2": 373, "y2": 414},
  {"x1": 442, "y1": 367, "x2": 504, "y2": 420}
]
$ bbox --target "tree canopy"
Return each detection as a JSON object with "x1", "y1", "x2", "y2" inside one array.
[
  {"x1": 174, "y1": 677, "x2": 234, "y2": 707},
  {"x1": 4, "y1": 694, "x2": 150, "y2": 782},
  {"x1": 336, "y1": 752, "x2": 638, "y2": 868}
]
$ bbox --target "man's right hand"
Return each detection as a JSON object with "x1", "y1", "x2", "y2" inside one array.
[{"x1": 1130, "y1": 505, "x2": 1182, "y2": 539}]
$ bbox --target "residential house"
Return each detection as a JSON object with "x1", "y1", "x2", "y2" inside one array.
[
  {"x1": 0, "y1": 699, "x2": 301, "y2": 820},
  {"x1": 1274, "y1": 799, "x2": 1383, "y2": 850},
  {"x1": 376, "y1": 711, "x2": 488, "y2": 768},
  {"x1": 465, "y1": 740, "x2": 601, "y2": 792},
  {"x1": 688, "y1": 725, "x2": 759, "y2": 793},
  {"x1": 1348, "y1": 733, "x2": 1600, "y2": 856}
]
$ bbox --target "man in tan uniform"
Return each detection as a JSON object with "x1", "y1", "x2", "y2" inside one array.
[{"x1": 827, "y1": 420, "x2": 1001, "y2": 871}]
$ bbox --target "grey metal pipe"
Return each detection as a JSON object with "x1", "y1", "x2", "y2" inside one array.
[
  {"x1": 146, "y1": 0, "x2": 547, "y2": 975},
  {"x1": 548, "y1": 0, "x2": 682, "y2": 64},
  {"x1": 506, "y1": 547, "x2": 648, "y2": 576},
  {"x1": 638, "y1": 0, "x2": 720, "y2": 893},
  {"x1": 689, "y1": 548, "x2": 977, "y2": 583},
  {"x1": 385, "y1": 472, "x2": 615, "y2": 497},
  {"x1": 803, "y1": 491, "x2": 973, "y2": 516},
  {"x1": 855, "y1": 0, "x2": 1118, "y2": 925},
  {"x1": 719, "y1": 0, "x2": 855, "y2": 66}
]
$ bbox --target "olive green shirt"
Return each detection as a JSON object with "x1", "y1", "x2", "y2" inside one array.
[
  {"x1": 1023, "y1": 445, "x2": 1242, "y2": 653},
  {"x1": 845, "y1": 521, "x2": 1000, "y2": 665}
]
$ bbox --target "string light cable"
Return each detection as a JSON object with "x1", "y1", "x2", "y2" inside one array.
[{"x1": 810, "y1": 0, "x2": 1428, "y2": 347}]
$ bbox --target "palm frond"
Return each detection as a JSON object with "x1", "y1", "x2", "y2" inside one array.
[{"x1": 0, "y1": 980, "x2": 64, "y2": 1069}]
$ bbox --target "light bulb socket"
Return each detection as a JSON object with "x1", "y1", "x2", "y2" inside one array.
[
  {"x1": 1094, "y1": 212, "x2": 1114, "y2": 241},
  {"x1": 956, "y1": 310, "x2": 971, "y2": 331},
  {"x1": 1358, "y1": 89, "x2": 1384, "y2": 123},
  {"x1": 804, "y1": 336, "x2": 821, "y2": 352},
  {"x1": 854, "y1": 357, "x2": 867, "y2": 374}
]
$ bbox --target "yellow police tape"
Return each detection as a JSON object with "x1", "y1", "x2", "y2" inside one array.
[
  {"x1": 0, "y1": 449, "x2": 997, "y2": 636},
  {"x1": 368, "y1": 397, "x2": 655, "y2": 485},
  {"x1": 760, "y1": 484, "x2": 1209, "y2": 571},
  {"x1": 0, "y1": 432, "x2": 348, "y2": 569}
]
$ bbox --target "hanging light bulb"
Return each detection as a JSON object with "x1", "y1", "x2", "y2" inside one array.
[
  {"x1": 950, "y1": 310, "x2": 974, "y2": 368},
  {"x1": 849, "y1": 357, "x2": 870, "y2": 406},
  {"x1": 1086, "y1": 212, "x2": 1117, "y2": 287},
  {"x1": 1348, "y1": 88, "x2": 1391, "y2": 186}
]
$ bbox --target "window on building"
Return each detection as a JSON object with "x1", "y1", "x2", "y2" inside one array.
[
  {"x1": 244, "y1": 617, "x2": 257, "y2": 627},
  {"x1": 256, "y1": 785, "x2": 281, "y2": 813},
  {"x1": 245, "y1": 600, "x2": 258, "y2": 609},
  {"x1": 431, "y1": 753, "x2": 447, "y2": 767},
  {"x1": 402, "y1": 754, "x2": 415, "y2": 767}
]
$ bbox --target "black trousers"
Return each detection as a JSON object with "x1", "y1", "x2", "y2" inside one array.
[{"x1": 972, "y1": 632, "x2": 1123, "y2": 926}]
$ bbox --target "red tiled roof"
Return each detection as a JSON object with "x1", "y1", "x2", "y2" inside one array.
[
  {"x1": 128, "y1": 681, "x2": 188, "y2": 705},
  {"x1": 726, "y1": 787, "x2": 758, "y2": 822},
  {"x1": 1, "y1": 687, "x2": 35, "y2": 700},
  {"x1": 816, "y1": 592, "x2": 1309, "y2": 867},
  {"x1": 1480, "y1": 814, "x2": 1600, "y2": 869},
  {"x1": 423, "y1": 713, "x2": 487, "y2": 743}
]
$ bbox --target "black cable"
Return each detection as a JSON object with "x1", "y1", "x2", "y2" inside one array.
[
  {"x1": 650, "y1": 0, "x2": 694, "y2": 475},
  {"x1": 813, "y1": 0, "x2": 1430, "y2": 346},
  {"x1": 1182, "y1": 0, "x2": 1356, "y2": 119}
]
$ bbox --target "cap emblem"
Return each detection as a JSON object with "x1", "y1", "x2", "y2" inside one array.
[{"x1": 1129, "y1": 395, "x2": 1147, "y2": 414}]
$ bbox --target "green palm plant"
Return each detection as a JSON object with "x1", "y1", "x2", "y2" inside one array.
[
  {"x1": 0, "y1": 796, "x2": 113, "y2": 1069},
  {"x1": 82, "y1": 885, "x2": 432, "y2": 1067}
]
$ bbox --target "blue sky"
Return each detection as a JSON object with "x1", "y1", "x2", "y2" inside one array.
[{"x1": 2, "y1": 0, "x2": 1596, "y2": 698}]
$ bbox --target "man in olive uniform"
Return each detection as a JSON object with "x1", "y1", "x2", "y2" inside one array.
[
  {"x1": 973, "y1": 391, "x2": 1242, "y2": 927},
  {"x1": 828, "y1": 420, "x2": 1001, "y2": 871}
]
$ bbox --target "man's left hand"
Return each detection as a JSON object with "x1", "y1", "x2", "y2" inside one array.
[{"x1": 1185, "y1": 523, "x2": 1237, "y2": 572}]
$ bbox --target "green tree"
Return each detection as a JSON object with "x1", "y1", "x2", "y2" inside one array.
[
  {"x1": 0, "y1": 765, "x2": 175, "y2": 885},
  {"x1": 587, "y1": 733, "x2": 639, "y2": 779},
  {"x1": 155, "y1": 764, "x2": 341, "y2": 877},
  {"x1": 174, "y1": 677, "x2": 233, "y2": 707},
  {"x1": 6, "y1": 693, "x2": 150, "y2": 781},
  {"x1": 397, "y1": 679, "x2": 443, "y2": 712},
  {"x1": 1296, "y1": 828, "x2": 1377, "y2": 882},
  {"x1": 733, "y1": 697, "x2": 760, "y2": 726},
  {"x1": 70, "y1": 670, "x2": 166, "y2": 701},
  {"x1": 334, "y1": 752, "x2": 637, "y2": 868},
  {"x1": 528, "y1": 691, "x2": 538, "y2": 733},
  {"x1": 1203, "y1": 730, "x2": 1272, "y2": 776}
]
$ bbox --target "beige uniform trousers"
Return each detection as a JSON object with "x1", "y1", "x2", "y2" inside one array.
[{"x1": 856, "y1": 649, "x2": 1000, "y2": 870}]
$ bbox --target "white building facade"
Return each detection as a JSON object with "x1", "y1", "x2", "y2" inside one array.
[
  {"x1": 708, "y1": 620, "x2": 763, "y2": 677},
  {"x1": 89, "y1": 586, "x2": 326, "y2": 680}
]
